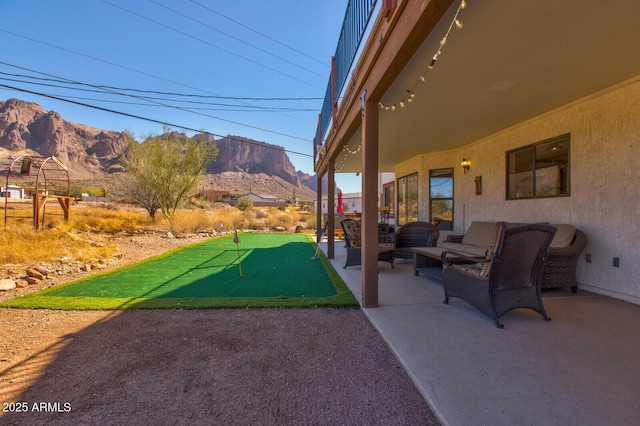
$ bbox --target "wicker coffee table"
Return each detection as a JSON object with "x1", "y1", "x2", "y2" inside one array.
[{"x1": 411, "y1": 247, "x2": 484, "y2": 281}]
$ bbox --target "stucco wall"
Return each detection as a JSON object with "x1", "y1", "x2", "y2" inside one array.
[{"x1": 396, "y1": 77, "x2": 640, "y2": 303}]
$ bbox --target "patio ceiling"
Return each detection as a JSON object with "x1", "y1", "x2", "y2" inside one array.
[{"x1": 337, "y1": 0, "x2": 640, "y2": 173}]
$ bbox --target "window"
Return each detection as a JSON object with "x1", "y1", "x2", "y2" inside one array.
[
  {"x1": 382, "y1": 181, "x2": 394, "y2": 217},
  {"x1": 429, "y1": 168, "x2": 454, "y2": 230},
  {"x1": 396, "y1": 173, "x2": 418, "y2": 226},
  {"x1": 507, "y1": 134, "x2": 570, "y2": 199}
]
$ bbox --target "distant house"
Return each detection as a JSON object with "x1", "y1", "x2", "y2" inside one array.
[
  {"x1": 80, "y1": 194, "x2": 113, "y2": 202},
  {"x1": 315, "y1": 172, "x2": 395, "y2": 223},
  {"x1": 0, "y1": 184, "x2": 25, "y2": 199},
  {"x1": 228, "y1": 193, "x2": 286, "y2": 208},
  {"x1": 317, "y1": 192, "x2": 362, "y2": 216}
]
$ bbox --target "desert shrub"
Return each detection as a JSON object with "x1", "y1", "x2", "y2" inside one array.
[
  {"x1": 188, "y1": 197, "x2": 213, "y2": 210},
  {"x1": 168, "y1": 209, "x2": 216, "y2": 234},
  {"x1": 255, "y1": 209, "x2": 269, "y2": 219},
  {"x1": 235, "y1": 196, "x2": 253, "y2": 211},
  {"x1": 305, "y1": 214, "x2": 317, "y2": 230},
  {"x1": 230, "y1": 210, "x2": 262, "y2": 230},
  {"x1": 211, "y1": 207, "x2": 245, "y2": 231},
  {"x1": 264, "y1": 211, "x2": 293, "y2": 229},
  {"x1": 70, "y1": 207, "x2": 150, "y2": 233}
]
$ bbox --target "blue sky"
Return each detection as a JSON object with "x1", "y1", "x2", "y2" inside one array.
[{"x1": 0, "y1": 0, "x2": 361, "y2": 192}]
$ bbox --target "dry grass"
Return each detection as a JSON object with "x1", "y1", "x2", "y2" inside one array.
[
  {"x1": 0, "y1": 223, "x2": 118, "y2": 264},
  {"x1": 71, "y1": 206, "x2": 154, "y2": 233},
  {"x1": 1, "y1": 202, "x2": 318, "y2": 265}
]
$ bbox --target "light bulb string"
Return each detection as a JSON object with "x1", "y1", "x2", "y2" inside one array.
[
  {"x1": 379, "y1": 0, "x2": 467, "y2": 111},
  {"x1": 335, "y1": 141, "x2": 362, "y2": 171},
  {"x1": 324, "y1": 0, "x2": 468, "y2": 172}
]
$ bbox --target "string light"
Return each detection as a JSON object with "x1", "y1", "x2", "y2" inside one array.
[
  {"x1": 321, "y1": 0, "x2": 468, "y2": 171},
  {"x1": 379, "y1": 0, "x2": 467, "y2": 111},
  {"x1": 335, "y1": 142, "x2": 362, "y2": 171}
]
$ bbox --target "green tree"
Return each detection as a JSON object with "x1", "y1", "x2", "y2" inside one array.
[
  {"x1": 235, "y1": 196, "x2": 254, "y2": 211},
  {"x1": 122, "y1": 130, "x2": 218, "y2": 219}
]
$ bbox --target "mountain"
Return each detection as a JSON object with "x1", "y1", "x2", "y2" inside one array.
[
  {"x1": 0, "y1": 98, "x2": 317, "y2": 200},
  {"x1": 208, "y1": 136, "x2": 300, "y2": 186},
  {"x1": 0, "y1": 98, "x2": 127, "y2": 178}
]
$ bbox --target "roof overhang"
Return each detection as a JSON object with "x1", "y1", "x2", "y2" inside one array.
[{"x1": 323, "y1": 0, "x2": 640, "y2": 173}]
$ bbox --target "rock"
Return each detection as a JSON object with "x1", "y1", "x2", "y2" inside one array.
[
  {"x1": 26, "y1": 268, "x2": 45, "y2": 280},
  {"x1": 274, "y1": 226, "x2": 286, "y2": 232},
  {"x1": 26, "y1": 277, "x2": 40, "y2": 285},
  {"x1": 208, "y1": 136, "x2": 300, "y2": 186},
  {"x1": 167, "y1": 232, "x2": 174, "y2": 238},
  {"x1": 0, "y1": 279, "x2": 16, "y2": 291},
  {"x1": 295, "y1": 225, "x2": 303, "y2": 233},
  {"x1": 15, "y1": 280, "x2": 28, "y2": 288},
  {"x1": 35, "y1": 266, "x2": 50, "y2": 276}
]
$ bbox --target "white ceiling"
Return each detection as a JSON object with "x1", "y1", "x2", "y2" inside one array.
[{"x1": 338, "y1": 0, "x2": 640, "y2": 172}]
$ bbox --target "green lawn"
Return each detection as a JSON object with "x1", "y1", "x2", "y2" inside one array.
[{"x1": 0, "y1": 233, "x2": 358, "y2": 310}]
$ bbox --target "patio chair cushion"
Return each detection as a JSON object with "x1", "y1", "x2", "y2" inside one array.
[
  {"x1": 451, "y1": 261, "x2": 491, "y2": 277},
  {"x1": 378, "y1": 243, "x2": 395, "y2": 253},
  {"x1": 341, "y1": 219, "x2": 362, "y2": 247},
  {"x1": 550, "y1": 224, "x2": 576, "y2": 248},
  {"x1": 439, "y1": 242, "x2": 489, "y2": 257},
  {"x1": 460, "y1": 221, "x2": 496, "y2": 247}
]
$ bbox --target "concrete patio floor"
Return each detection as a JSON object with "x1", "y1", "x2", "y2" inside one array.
[{"x1": 320, "y1": 241, "x2": 640, "y2": 426}]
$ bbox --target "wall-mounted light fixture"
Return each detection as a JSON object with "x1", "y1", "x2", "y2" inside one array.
[{"x1": 461, "y1": 158, "x2": 471, "y2": 173}]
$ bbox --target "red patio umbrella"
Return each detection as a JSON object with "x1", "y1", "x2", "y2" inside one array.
[{"x1": 337, "y1": 191, "x2": 343, "y2": 213}]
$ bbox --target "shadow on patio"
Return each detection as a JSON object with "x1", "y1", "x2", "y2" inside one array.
[{"x1": 320, "y1": 241, "x2": 640, "y2": 425}]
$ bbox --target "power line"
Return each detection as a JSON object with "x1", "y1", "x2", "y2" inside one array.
[
  {"x1": 0, "y1": 71, "x2": 321, "y2": 101},
  {"x1": 188, "y1": 0, "x2": 328, "y2": 68},
  {"x1": 0, "y1": 88, "x2": 318, "y2": 113},
  {"x1": 0, "y1": 61, "x2": 312, "y2": 141},
  {"x1": 0, "y1": 73, "x2": 318, "y2": 112},
  {"x1": 147, "y1": 0, "x2": 325, "y2": 79},
  {"x1": 0, "y1": 83, "x2": 313, "y2": 159},
  {"x1": 100, "y1": 0, "x2": 322, "y2": 89}
]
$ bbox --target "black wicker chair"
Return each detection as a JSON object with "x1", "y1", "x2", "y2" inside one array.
[
  {"x1": 340, "y1": 218, "x2": 395, "y2": 269},
  {"x1": 442, "y1": 223, "x2": 556, "y2": 329},
  {"x1": 392, "y1": 221, "x2": 439, "y2": 261},
  {"x1": 541, "y1": 230, "x2": 587, "y2": 293}
]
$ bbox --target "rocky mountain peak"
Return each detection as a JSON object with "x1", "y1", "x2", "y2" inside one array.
[
  {"x1": 0, "y1": 98, "x2": 318, "y2": 199},
  {"x1": 208, "y1": 136, "x2": 300, "y2": 186}
]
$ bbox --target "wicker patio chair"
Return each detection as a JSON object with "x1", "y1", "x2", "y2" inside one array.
[
  {"x1": 340, "y1": 218, "x2": 395, "y2": 269},
  {"x1": 541, "y1": 229, "x2": 587, "y2": 293},
  {"x1": 442, "y1": 223, "x2": 557, "y2": 329},
  {"x1": 392, "y1": 221, "x2": 439, "y2": 261}
]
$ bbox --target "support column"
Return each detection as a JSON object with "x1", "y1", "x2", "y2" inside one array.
[
  {"x1": 361, "y1": 91, "x2": 379, "y2": 308},
  {"x1": 327, "y1": 159, "x2": 336, "y2": 259},
  {"x1": 316, "y1": 173, "x2": 323, "y2": 246}
]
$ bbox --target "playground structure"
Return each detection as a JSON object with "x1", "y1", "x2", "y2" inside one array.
[{"x1": 3, "y1": 155, "x2": 71, "y2": 230}]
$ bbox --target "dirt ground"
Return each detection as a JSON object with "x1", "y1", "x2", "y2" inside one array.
[{"x1": 0, "y1": 233, "x2": 439, "y2": 425}]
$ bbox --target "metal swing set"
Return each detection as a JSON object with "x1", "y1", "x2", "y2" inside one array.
[{"x1": 3, "y1": 155, "x2": 71, "y2": 230}]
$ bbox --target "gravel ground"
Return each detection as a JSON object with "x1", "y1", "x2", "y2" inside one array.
[{"x1": 0, "y1": 233, "x2": 439, "y2": 425}]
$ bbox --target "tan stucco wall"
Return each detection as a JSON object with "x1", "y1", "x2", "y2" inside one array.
[{"x1": 396, "y1": 76, "x2": 640, "y2": 304}]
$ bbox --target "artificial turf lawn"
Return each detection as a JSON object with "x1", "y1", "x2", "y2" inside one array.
[{"x1": 0, "y1": 233, "x2": 359, "y2": 310}]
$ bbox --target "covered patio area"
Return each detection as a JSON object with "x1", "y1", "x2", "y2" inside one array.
[{"x1": 320, "y1": 241, "x2": 640, "y2": 425}]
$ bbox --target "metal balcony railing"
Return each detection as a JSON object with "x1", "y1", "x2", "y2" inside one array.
[{"x1": 317, "y1": 0, "x2": 378, "y2": 146}]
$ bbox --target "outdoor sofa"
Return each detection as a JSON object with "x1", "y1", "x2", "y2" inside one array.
[
  {"x1": 392, "y1": 221, "x2": 440, "y2": 261},
  {"x1": 438, "y1": 221, "x2": 587, "y2": 293}
]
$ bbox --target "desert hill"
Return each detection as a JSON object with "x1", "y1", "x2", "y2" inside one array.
[{"x1": 0, "y1": 98, "x2": 317, "y2": 201}]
